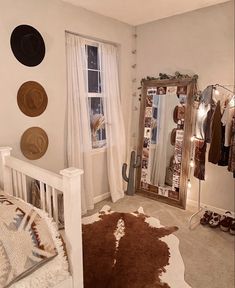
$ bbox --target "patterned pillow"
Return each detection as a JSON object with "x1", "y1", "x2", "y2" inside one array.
[{"x1": 0, "y1": 193, "x2": 58, "y2": 288}]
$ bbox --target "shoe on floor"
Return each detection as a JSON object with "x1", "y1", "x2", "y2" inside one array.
[
  {"x1": 200, "y1": 210, "x2": 212, "y2": 225},
  {"x1": 209, "y1": 212, "x2": 221, "y2": 228},
  {"x1": 230, "y1": 219, "x2": 235, "y2": 235},
  {"x1": 220, "y1": 211, "x2": 233, "y2": 232}
]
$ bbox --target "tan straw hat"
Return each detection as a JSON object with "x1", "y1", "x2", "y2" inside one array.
[
  {"x1": 20, "y1": 127, "x2": 48, "y2": 160},
  {"x1": 17, "y1": 81, "x2": 48, "y2": 117}
]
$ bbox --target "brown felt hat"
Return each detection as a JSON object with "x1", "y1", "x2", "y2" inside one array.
[
  {"x1": 173, "y1": 106, "x2": 178, "y2": 123},
  {"x1": 17, "y1": 81, "x2": 48, "y2": 117},
  {"x1": 20, "y1": 127, "x2": 48, "y2": 160},
  {"x1": 173, "y1": 105, "x2": 185, "y2": 123},
  {"x1": 170, "y1": 128, "x2": 177, "y2": 146}
]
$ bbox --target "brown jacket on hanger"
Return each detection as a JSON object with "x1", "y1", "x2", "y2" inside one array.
[
  {"x1": 228, "y1": 117, "x2": 235, "y2": 175},
  {"x1": 208, "y1": 101, "x2": 222, "y2": 164},
  {"x1": 194, "y1": 138, "x2": 207, "y2": 180}
]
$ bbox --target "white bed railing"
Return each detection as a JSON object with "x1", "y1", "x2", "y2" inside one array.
[
  {"x1": 2, "y1": 150, "x2": 63, "y2": 223},
  {"x1": 0, "y1": 147, "x2": 84, "y2": 288}
]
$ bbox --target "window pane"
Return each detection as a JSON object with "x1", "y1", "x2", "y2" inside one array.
[
  {"x1": 87, "y1": 45, "x2": 98, "y2": 70},
  {"x1": 88, "y1": 70, "x2": 101, "y2": 93},
  {"x1": 89, "y1": 97, "x2": 106, "y2": 149},
  {"x1": 98, "y1": 72, "x2": 101, "y2": 93}
]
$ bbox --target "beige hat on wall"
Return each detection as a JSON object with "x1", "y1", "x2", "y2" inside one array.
[
  {"x1": 17, "y1": 81, "x2": 48, "y2": 117},
  {"x1": 20, "y1": 127, "x2": 48, "y2": 160}
]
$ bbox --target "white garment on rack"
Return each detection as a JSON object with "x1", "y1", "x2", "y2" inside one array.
[
  {"x1": 221, "y1": 96, "x2": 235, "y2": 146},
  {"x1": 195, "y1": 102, "x2": 210, "y2": 139}
]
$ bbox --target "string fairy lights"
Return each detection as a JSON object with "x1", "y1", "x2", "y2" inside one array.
[
  {"x1": 190, "y1": 158, "x2": 195, "y2": 168},
  {"x1": 187, "y1": 179, "x2": 192, "y2": 189},
  {"x1": 187, "y1": 135, "x2": 195, "y2": 191},
  {"x1": 190, "y1": 135, "x2": 195, "y2": 142}
]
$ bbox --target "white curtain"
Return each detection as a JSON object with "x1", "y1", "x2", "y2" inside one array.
[
  {"x1": 65, "y1": 33, "x2": 94, "y2": 214},
  {"x1": 101, "y1": 43, "x2": 126, "y2": 202},
  {"x1": 150, "y1": 95, "x2": 168, "y2": 186},
  {"x1": 66, "y1": 33, "x2": 126, "y2": 209}
]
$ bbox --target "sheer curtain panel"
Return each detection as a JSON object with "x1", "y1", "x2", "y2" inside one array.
[
  {"x1": 66, "y1": 33, "x2": 126, "y2": 209},
  {"x1": 101, "y1": 43, "x2": 126, "y2": 202},
  {"x1": 65, "y1": 33, "x2": 94, "y2": 214}
]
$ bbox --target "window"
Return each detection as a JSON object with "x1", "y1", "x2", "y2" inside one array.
[{"x1": 85, "y1": 44, "x2": 106, "y2": 149}]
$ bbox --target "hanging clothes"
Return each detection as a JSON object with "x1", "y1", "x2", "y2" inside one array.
[
  {"x1": 195, "y1": 85, "x2": 214, "y2": 139},
  {"x1": 200, "y1": 85, "x2": 216, "y2": 143},
  {"x1": 203, "y1": 102, "x2": 216, "y2": 143},
  {"x1": 195, "y1": 102, "x2": 210, "y2": 139},
  {"x1": 221, "y1": 97, "x2": 235, "y2": 146},
  {"x1": 201, "y1": 85, "x2": 213, "y2": 106},
  {"x1": 218, "y1": 125, "x2": 230, "y2": 166},
  {"x1": 228, "y1": 117, "x2": 235, "y2": 177},
  {"x1": 208, "y1": 101, "x2": 222, "y2": 164},
  {"x1": 194, "y1": 138, "x2": 207, "y2": 180},
  {"x1": 219, "y1": 96, "x2": 235, "y2": 167}
]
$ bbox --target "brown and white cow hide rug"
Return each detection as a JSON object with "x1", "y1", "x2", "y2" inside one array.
[{"x1": 82, "y1": 206, "x2": 191, "y2": 288}]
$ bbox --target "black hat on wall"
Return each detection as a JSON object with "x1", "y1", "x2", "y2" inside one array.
[{"x1": 10, "y1": 24, "x2": 45, "y2": 67}]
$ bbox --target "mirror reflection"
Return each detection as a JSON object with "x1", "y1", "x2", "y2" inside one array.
[{"x1": 140, "y1": 85, "x2": 187, "y2": 200}]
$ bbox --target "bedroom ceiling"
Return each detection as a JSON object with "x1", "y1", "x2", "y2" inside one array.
[{"x1": 62, "y1": 0, "x2": 230, "y2": 25}]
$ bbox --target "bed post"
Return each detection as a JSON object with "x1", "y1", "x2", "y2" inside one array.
[
  {"x1": 60, "y1": 167, "x2": 84, "y2": 288},
  {"x1": 0, "y1": 147, "x2": 13, "y2": 194}
]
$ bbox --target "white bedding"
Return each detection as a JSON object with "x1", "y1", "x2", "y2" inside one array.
[{"x1": 0, "y1": 191, "x2": 70, "y2": 288}]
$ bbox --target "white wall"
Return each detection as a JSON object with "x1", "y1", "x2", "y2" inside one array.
[
  {"x1": 0, "y1": 0, "x2": 133, "y2": 197},
  {"x1": 135, "y1": 1, "x2": 235, "y2": 211}
]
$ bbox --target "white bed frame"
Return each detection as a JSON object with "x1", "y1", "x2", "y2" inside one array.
[{"x1": 0, "y1": 147, "x2": 83, "y2": 288}]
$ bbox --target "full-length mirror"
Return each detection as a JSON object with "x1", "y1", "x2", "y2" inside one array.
[{"x1": 136, "y1": 77, "x2": 197, "y2": 209}]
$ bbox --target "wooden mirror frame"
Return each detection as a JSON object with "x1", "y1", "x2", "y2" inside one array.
[{"x1": 136, "y1": 77, "x2": 197, "y2": 209}]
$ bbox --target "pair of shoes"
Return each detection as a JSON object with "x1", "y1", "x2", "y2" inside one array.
[
  {"x1": 220, "y1": 211, "x2": 233, "y2": 232},
  {"x1": 200, "y1": 210, "x2": 212, "y2": 225},
  {"x1": 200, "y1": 210, "x2": 221, "y2": 228},
  {"x1": 200, "y1": 211, "x2": 234, "y2": 233},
  {"x1": 208, "y1": 212, "x2": 221, "y2": 228}
]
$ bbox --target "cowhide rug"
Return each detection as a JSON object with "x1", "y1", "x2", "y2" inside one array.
[{"x1": 82, "y1": 206, "x2": 191, "y2": 288}]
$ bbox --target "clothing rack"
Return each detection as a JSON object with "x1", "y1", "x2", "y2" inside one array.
[
  {"x1": 213, "y1": 83, "x2": 235, "y2": 94},
  {"x1": 188, "y1": 83, "x2": 234, "y2": 229}
]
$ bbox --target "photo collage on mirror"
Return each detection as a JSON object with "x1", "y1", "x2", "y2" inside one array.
[
  {"x1": 141, "y1": 84, "x2": 188, "y2": 199},
  {"x1": 166, "y1": 85, "x2": 187, "y2": 200},
  {"x1": 172, "y1": 129, "x2": 184, "y2": 198},
  {"x1": 177, "y1": 85, "x2": 188, "y2": 105}
]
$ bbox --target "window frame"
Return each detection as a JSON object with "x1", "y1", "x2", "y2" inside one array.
[{"x1": 84, "y1": 41, "x2": 107, "y2": 151}]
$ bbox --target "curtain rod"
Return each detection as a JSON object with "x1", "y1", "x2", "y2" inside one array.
[{"x1": 65, "y1": 30, "x2": 118, "y2": 47}]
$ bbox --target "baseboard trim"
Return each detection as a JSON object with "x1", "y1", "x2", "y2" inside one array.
[
  {"x1": 94, "y1": 192, "x2": 111, "y2": 204},
  {"x1": 93, "y1": 193, "x2": 235, "y2": 217},
  {"x1": 187, "y1": 199, "x2": 235, "y2": 217}
]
